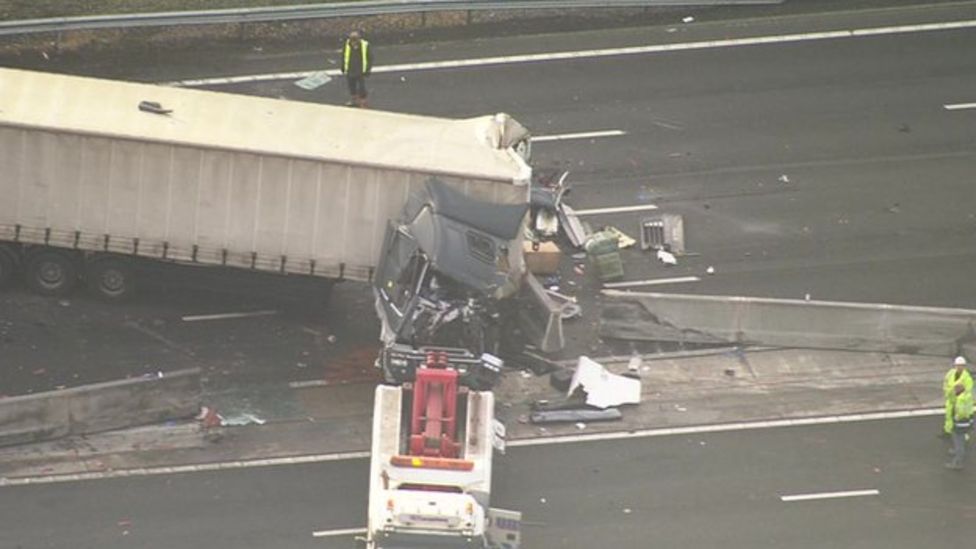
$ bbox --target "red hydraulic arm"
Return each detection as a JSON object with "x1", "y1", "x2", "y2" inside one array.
[{"x1": 409, "y1": 352, "x2": 461, "y2": 458}]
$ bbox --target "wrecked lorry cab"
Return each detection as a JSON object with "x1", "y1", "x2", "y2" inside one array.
[{"x1": 374, "y1": 180, "x2": 530, "y2": 366}]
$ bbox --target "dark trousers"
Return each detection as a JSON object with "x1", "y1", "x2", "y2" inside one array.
[{"x1": 346, "y1": 75, "x2": 367, "y2": 98}]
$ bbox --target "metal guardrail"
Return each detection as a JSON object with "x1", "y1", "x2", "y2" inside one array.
[{"x1": 0, "y1": 0, "x2": 781, "y2": 37}]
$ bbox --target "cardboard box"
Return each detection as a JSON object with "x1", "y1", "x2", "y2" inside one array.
[{"x1": 523, "y1": 241, "x2": 562, "y2": 275}]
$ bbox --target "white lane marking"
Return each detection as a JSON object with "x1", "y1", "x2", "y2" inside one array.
[
  {"x1": 165, "y1": 20, "x2": 976, "y2": 87},
  {"x1": 181, "y1": 310, "x2": 278, "y2": 322},
  {"x1": 604, "y1": 276, "x2": 701, "y2": 288},
  {"x1": 506, "y1": 407, "x2": 942, "y2": 448},
  {"x1": 944, "y1": 102, "x2": 976, "y2": 110},
  {"x1": 572, "y1": 204, "x2": 658, "y2": 216},
  {"x1": 0, "y1": 408, "x2": 941, "y2": 487},
  {"x1": 0, "y1": 451, "x2": 369, "y2": 487},
  {"x1": 533, "y1": 130, "x2": 627, "y2": 142},
  {"x1": 313, "y1": 527, "x2": 367, "y2": 538},
  {"x1": 780, "y1": 489, "x2": 879, "y2": 502}
]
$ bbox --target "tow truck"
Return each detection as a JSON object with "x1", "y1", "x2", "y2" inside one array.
[{"x1": 366, "y1": 350, "x2": 521, "y2": 548}]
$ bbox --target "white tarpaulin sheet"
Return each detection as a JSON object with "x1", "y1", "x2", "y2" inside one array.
[
  {"x1": 568, "y1": 356, "x2": 641, "y2": 409},
  {"x1": 294, "y1": 71, "x2": 332, "y2": 90}
]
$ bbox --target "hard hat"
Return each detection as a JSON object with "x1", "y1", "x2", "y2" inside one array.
[{"x1": 955, "y1": 356, "x2": 967, "y2": 366}]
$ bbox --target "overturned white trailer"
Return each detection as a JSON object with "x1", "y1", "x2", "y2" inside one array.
[{"x1": 0, "y1": 68, "x2": 531, "y2": 298}]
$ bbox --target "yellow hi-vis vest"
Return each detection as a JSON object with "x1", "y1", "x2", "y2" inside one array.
[
  {"x1": 343, "y1": 39, "x2": 370, "y2": 74},
  {"x1": 944, "y1": 368, "x2": 973, "y2": 400}
]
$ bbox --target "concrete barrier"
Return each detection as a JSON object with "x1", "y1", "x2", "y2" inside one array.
[
  {"x1": 0, "y1": 368, "x2": 201, "y2": 447},
  {"x1": 600, "y1": 291, "x2": 976, "y2": 357}
]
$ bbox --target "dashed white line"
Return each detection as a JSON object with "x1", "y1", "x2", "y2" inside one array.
[
  {"x1": 572, "y1": 204, "x2": 658, "y2": 216},
  {"x1": 166, "y1": 19, "x2": 976, "y2": 87},
  {"x1": 603, "y1": 276, "x2": 701, "y2": 288},
  {"x1": 780, "y1": 489, "x2": 879, "y2": 502},
  {"x1": 533, "y1": 130, "x2": 627, "y2": 142},
  {"x1": 944, "y1": 102, "x2": 976, "y2": 110},
  {"x1": 0, "y1": 408, "x2": 941, "y2": 487},
  {"x1": 181, "y1": 310, "x2": 278, "y2": 322},
  {"x1": 313, "y1": 527, "x2": 367, "y2": 538}
]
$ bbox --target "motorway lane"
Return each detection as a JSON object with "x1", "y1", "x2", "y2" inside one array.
[
  {"x1": 0, "y1": 278, "x2": 381, "y2": 397},
  {"x1": 4, "y1": 4, "x2": 976, "y2": 393},
  {"x1": 205, "y1": 11, "x2": 976, "y2": 308},
  {"x1": 0, "y1": 416, "x2": 969, "y2": 548},
  {"x1": 3, "y1": 4, "x2": 976, "y2": 396}
]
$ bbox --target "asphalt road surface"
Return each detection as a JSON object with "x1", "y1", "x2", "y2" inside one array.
[
  {"x1": 0, "y1": 416, "x2": 969, "y2": 548},
  {"x1": 1, "y1": 5, "x2": 975, "y2": 547},
  {"x1": 4, "y1": 2, "x2": 976, "y2": 394}
]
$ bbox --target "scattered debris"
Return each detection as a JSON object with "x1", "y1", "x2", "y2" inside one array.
[
  {"x1": 568, "y1": 356, "x2": 641, "y2": 409},
  {"x1": 627, "y1": 353, "x2": 642, "y2": 373},
  {"x1": 602, "y1": 225, "x2": 637, "y2": 249},
  {"x1": 656, "y1": 248, "x2": 677, "y2": 266},
  {"x1": 220, "y1": 412, "x2": 266, "y2": 427},
  {"x1": 294, "y1": 71, "x2": 333, "y2": 90},
  {"x1": 138, "y1": 101, "x2": 172, "y2": 116},
  {"x1": 549, "y1": 367, "x2": 575, "y2": 392},
  {"x1": 546, "y1": 289, "x2": 582, "y2": 320},
  {"x1": 640, "y1": 214, "x2": 685, "y2": 254},
  {"x1": 530, "y1": 408, "x2": 623, "y2": 424},
  {"x1": 585, "y1": 230, "x2": 625, "y2": 282},
  {"x1": 517, "y1": 350, "x2": 561, "y2": 375},
  {"x1": 524, "y1": 240, "x2": 562, "y2": 275},
  {"x1": 197, "y1": 406, "x2": 221, "y2": 428}
]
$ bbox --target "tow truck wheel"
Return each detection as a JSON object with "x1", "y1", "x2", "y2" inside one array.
[
  {"x1": 24, "y1": 250, "x2": 79, "y2": 296},
  {"x1": 86, "y1": 258, "x2": 137, "y2": 301}
]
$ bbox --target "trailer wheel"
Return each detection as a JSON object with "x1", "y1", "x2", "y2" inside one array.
[
  {"x1": 86, "y1": 258, "x2": 136, "y2": 301},
  {"x1": 24, "y1": 250, "x2": 78, "y2": 296},
  {"x1": 0, "y1": 247, "x2": 18, "y2": 288}
]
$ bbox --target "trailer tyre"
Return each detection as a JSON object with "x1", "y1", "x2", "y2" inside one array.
[
  {"x1": 24, "y1": 250, "x2": 78, "y2": 296},
  {"x1": 0, "y1": 247, "x2": 18, "y2": 289},
  {"x1": 86, "y1": 258, "x2": 136, "y2": 301}
]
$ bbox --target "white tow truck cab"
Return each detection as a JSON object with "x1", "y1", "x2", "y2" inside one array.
[{"x1": 367, "y1": 352, "x2": 521, "y2": 549}]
